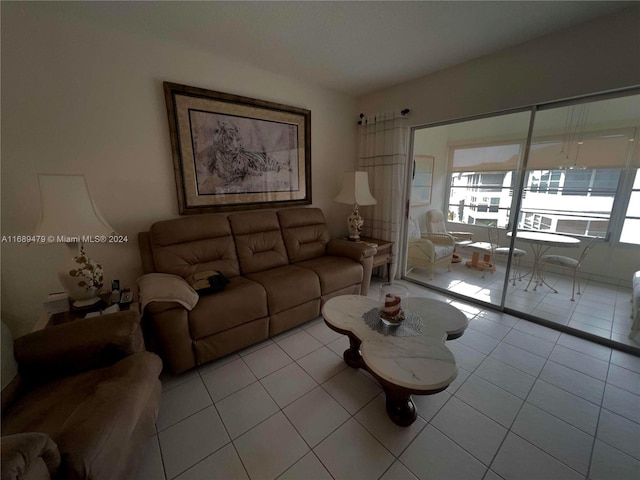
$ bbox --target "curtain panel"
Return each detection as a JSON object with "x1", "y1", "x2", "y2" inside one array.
[{"x1": 358, "y1": 110, "x2": 409, "y2": 280}]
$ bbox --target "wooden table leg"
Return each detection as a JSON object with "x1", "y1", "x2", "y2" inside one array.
[
  {"x1": 384, "y1": 387, "x2": 417, "y2": 426},
  {"x1": 343, "y1": 335, "x2": 365, "y2": 369}
]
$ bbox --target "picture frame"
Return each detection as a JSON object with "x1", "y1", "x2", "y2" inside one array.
[
  {"x1": 163, "y1": 82, "x2": 312, "y2": 214},
  {"x1": 411, "y1": 154, "x2": 434, "y2": 205}
]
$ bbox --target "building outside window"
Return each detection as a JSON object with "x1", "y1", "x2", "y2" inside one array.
[
  {"x1": 447, "y1": 126, "x2": 638, "y2": 242},
  {"x1": 621, "y1": 168, "x2": 640, "y2": 245}
]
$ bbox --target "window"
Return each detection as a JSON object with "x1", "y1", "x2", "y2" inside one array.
[
  {"x1": 448, "y1": 130, "x2": 636, "y2": 239},
  {"x1": 520, "y1": 168, "x2": 621, "y2": 236},
  {"x1": 518, "y1": 104, "x2": 637, "y2": 238},
  {"x1": 447, "y1": 142, "x2": 521, "y2": 228},
  {"x1": 411, "y1": 155, "x2": 434, "y2": 205},
  {"x1": 561, "y1": 169, "x2": 621, "y2": 197},
  {"x1": 449, "y1": 170, "x2": 515, "y2": 227},
  {"x1": 621, "y1": 169, "x2": 640, "y2": 245},
  {"x1": 443, "y1": 93, "x2": 639, "y2": 244}
]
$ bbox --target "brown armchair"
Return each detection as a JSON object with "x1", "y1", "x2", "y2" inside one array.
[{"x1": 1, "y1": 311, "x2": 162, "y2": 480}]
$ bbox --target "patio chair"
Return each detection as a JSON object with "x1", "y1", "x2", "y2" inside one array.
[
  {"x1": 406, "y1": 217, "x2": 455, "y2": 279},
  {"x1": 425, "y1": 209, "x2": 473, "y2": 263},
  {"x1": 539, "y1": 236, "x2": 599, "y2": 301}
]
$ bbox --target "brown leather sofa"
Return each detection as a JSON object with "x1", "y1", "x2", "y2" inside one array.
[
  {"x1": 1, "y1": 311, "x2": 162, "y2": 480},
  {"x1": 138, "y1": 207, "x2": 376, "y2": 374}
]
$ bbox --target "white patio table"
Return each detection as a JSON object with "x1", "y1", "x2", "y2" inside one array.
[{"x1": 507, "y1": 231, "x2": 580, "y2": 293}]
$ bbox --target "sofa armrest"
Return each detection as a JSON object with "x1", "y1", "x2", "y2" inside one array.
[
  {"x1": 1, "y1": 433, "x2": 60, "y2": 480},
  {"x1": 13, "y1": 310, "x2": 144, "y2": 383},
  {"x1": 137, "y1": 273, "x2": 199, "y2": 312},
  {"x1": 327, "y1": 239, "x2": 377, "y2": 262}
]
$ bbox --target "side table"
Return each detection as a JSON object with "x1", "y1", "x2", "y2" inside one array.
[
  {"x1": 358, "y1": 236, "x2": 394, "y2": 283},
  {"x1": 33, "y1": 297, "x2": 139, "y2": 332}
]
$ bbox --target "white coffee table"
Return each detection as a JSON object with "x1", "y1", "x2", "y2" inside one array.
[{"x1": 322, "y1": 295, "x2": 467, "y2": 426}]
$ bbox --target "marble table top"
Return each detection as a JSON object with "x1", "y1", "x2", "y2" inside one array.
[{"x1": 322, "y1": 295, "x2": 468, "y2": 392}]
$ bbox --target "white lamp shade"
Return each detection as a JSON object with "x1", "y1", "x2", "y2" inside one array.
[
  {"x1": 34, "y1": 174, "x2": 116, "y2": 241},
  {"x1": 334, "y1": 172, "x2": 377, "y2": 206}
]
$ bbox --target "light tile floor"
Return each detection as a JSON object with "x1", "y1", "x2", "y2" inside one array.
[
  {"x1": 407, "y1": 256, "x2": 639, "y2": 351},
  {"x1": 135, "y1": 279, "x2": 640, "y2": 480}
]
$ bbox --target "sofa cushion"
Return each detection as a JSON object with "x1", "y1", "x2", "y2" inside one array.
[
  {"x1": 296, "y1": 256, "x2": 363, "y2": 295},
  {"x1": 2, "y1": 352, "x2": 161, "y2": 480},
  {"x1": 435, "y1": 244, "x2": 455, "y2": 259},
  {"x1": 277, "y1": 208, "x2": 331, "y2": 262},
  {"x1": 229, "y1": 211, "x2": 289, "y2": 274},
  {"x1": 188, "y1": 276, "x2": 268, "y2": 339},
  {"x1": 150, "y1": 215, "x2": 240, "y2": 278},
  {"x1": 247, "y1": 265, "x2": 321, "y2": 314}
]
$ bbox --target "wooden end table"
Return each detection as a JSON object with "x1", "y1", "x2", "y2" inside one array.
[
  {"x1": 33, "y1": 295, "x2": 138, "y2": 332},
  {"x1": 322, "y1": 295, "x2": 467, "y2": 426},
  {"x1": 358, "y1": 236, "x2": 394, "y2": 282}
]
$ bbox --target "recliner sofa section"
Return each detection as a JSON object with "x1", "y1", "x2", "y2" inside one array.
[{"x1": 138, "y1": 207, "x2": 376, "y2": 374}]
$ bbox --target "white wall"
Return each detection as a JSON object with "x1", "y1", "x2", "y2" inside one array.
[
  {"x1": 1, "y1": 3, "x2": 357, "y2": 337},
  {"x1": 358, "y1": 7, "x2": 640, "y2": 126},
  {"x1": 358, "y1": 7, "x2": 640, "y2": 285}
]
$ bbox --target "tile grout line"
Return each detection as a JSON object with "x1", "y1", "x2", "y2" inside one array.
[
  {"x1": 152, "y1": 433, "x2": 169, "y2": 480},
  {"x1": 487, "y1": 314, "x2": 601, "y2": 475},
  {"x1": 584, "y1": 347, "x2": 613, "y2": 480},
  {"x1": 198, "y1": 356, "x2": 251, "y2": 480},
  {"x1": 481, "y1": 330, "x2": 592, "y2": 479},
  {"x1": 233, "y1": 320, "x2": 370, "y2": 479},
  {"x1": 431, "y1": 293, "x2": 637, "y2": 476}
]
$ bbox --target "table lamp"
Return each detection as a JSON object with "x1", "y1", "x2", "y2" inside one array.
[
  {"x1": 33, "y1": 174, "x2": 116, "y2": 307},
  {"x1": 334, "y1": 171, "x2": 377, "y2": 241}
]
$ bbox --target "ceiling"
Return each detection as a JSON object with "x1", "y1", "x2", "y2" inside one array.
[{"x1": 32, "y1": 1, "x2": 635, "y2": 96}]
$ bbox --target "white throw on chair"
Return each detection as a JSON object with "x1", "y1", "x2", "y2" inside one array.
[
  {"x1": 539, "y1": 236, "x2": 599, "y2": 301},
  {"x1": 406, "y1": 217, "x2": 455, "y2": 279},
  {"x1": 425, "y1": 209, "x2": 472, "y2": 263}
]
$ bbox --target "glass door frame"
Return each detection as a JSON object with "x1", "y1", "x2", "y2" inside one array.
[
  {"x1": 400, "y1": 86, "x2": 640, "y2": 355},
  {"x1": 401, "y1": 105, "x2": 536, "y2": 312}
]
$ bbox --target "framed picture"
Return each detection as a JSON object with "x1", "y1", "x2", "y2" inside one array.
[
  {"x1": 411, "y1": 155, "x2": 434, "y2": 205},
  {"x1": 164, "y1": 82, "x2": 311, "y2": 214}
]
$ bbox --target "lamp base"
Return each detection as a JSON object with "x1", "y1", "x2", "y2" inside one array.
[{"x1": 347, "y1": 204, "x2": 364, "y2": 242}]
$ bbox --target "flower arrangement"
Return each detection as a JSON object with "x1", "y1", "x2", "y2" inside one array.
[{"x1": 68, "y1": 245, "x2": 104, "y2": 295}]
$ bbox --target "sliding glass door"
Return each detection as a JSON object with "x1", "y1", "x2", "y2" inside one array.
[
  {"x1": 506, "y1": 94, "x2": 639, "y2": 345},
  {"x1": 404, "y1": 110, "x2": 532, "y2": 308},
  {"x1": 403, "y1": 90, "x2": 640, "y2": 350}
]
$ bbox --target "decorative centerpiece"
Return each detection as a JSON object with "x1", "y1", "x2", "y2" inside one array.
[
  {"x1": 60, "y1": 244, "x2": 104, "y2": 306},
  {"x1": 68, "y1": 245, "x2": 104, "y2": 296},
  {"x1": 379, "y1": 283, "x2": 409, "y2": 326}
]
